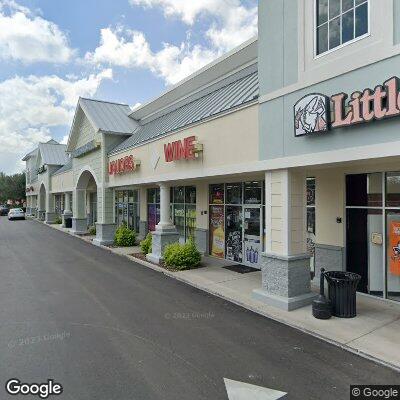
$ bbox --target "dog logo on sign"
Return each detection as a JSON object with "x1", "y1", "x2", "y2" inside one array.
[{"x1": 294, "y1": 94, "x2": 329, "y2": 136}]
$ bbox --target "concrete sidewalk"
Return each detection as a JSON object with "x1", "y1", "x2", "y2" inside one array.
[{"x1": 43, "y1": 220, "x2": 400, "y2": 371}]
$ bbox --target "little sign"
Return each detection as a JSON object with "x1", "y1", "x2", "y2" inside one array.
[{"x1": 294, "y1": 76, "x2": 400, "y2": 136}]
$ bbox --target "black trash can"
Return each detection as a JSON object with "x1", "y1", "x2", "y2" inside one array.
[
  {"x1": 65, "y1": 218, "x2": 72, "y2": 229},
  {"x1": 324, "y1": 271, "x2": 361, "y2": 318}
]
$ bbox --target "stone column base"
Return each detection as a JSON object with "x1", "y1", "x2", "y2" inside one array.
[
  {"x1": 45, "y1": 212, "x2": 58, "y2": 224},
  {"x1": 71, "y1": 218, "x2": 87, "y2": 235},
  {"x1": 146, "y1": 226, "x2": 179, "y2": 264},
  {"x1": 93, "y1": 223, "x2": 117, "y2": 246},
  {"x1": 62, "y1": 212, "x2": 73, "y2": 228},
  {"x1": 252, "y1": 253, "x2": 316, "y2": 311}
]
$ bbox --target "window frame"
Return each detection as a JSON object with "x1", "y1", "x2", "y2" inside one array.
[{"x1": 314, "y1": 0, "x2": 370, "y2": 59}]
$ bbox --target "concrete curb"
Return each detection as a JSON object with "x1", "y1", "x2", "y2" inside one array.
[{"x1": 31, "y1": 217, "x2": 400, "y2": 373}]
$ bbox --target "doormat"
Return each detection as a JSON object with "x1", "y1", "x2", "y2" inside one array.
[{"x1": 223, "y1": 264, "x2": 259, "y2": 274}]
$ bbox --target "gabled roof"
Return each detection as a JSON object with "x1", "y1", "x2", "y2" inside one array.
[
  {"x1": 78, "y1": 98, "x2": 138, "y2": 135},
  {"x1": 52, "y1": 159, "x2": 72, "y2": 176},
  {"x1": 38, "y1": 141, "x2": 69, "y2": 166},
  {"x1": 22, "y1": 147, "x2": 38, "y2": 161},
  {"x1": 110, "y1": 69, "x2": 259, "y2": 155}
]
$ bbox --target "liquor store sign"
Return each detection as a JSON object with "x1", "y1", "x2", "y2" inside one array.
[
  {"x1": 164, "y1": 136, "x2": 203, "y2": 162},
  {"x1": 108, "y1": 155, "x2": 140, "y2": 175},
  {"x1": 294, "y1": 77, "x2": 400, "y2": 137}
]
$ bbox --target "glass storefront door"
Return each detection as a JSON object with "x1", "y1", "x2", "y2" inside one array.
[
  {"x1": 209, "y1": 181, "x2": 264, "y2": 268},
  {"x1": 386, "y1": 211, "x2": 400, "y2": 302},
  {"x1": 170, "y1": 186, "x2": 196, "y2": 243},
  {"x1": 346, "y1": 172, "x2": 400, "y2": 301},
  {"x1": 115, "y1": 189, "x2": 140, "y2": 233},
  {"x1": 225, "y1": 206, "x2": 243, "y2": 262}
]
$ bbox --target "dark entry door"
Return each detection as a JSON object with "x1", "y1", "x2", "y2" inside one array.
[{"x1": 346, "y1": 208, "x2": 368, "y2": 293}]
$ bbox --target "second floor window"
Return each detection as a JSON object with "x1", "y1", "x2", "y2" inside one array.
[{"x1": 316, "y1": 0, "x2": 369, "y2": 56}]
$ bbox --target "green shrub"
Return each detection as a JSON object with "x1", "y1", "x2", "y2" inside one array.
[
  {"x1": 55, "y1": 216, "x2": 62, "y2": 225},
  {"x1": 164, "y1": 238, "x2": 201, "y2": 270},
  {"x1": 88, "y1": 226, "x2": 96, "y2": 236},
  {"x1": 114, "y1": 224, "x2": 136, "y2": 247},
  {"x1": 140, "y1": 232, "x2": 152, "y2": 254}
]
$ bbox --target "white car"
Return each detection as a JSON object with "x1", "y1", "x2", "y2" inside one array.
[{"x1": 8, "y1": 208, "x2": 25, "y2": 221}]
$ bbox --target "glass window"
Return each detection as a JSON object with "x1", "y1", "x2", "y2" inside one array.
[
  {"x1": 226, "y1": 183, "x2": 242, "y2": 205},
  {"x1": 173, "y1": 204, "x2": 185, "y2": 238},
  {"x1": 342, "y1": 9, "x2": 354, "y2": 44},
  {"x1": 244, "y1": 181, "x2": 262, "y2": 204},
  {"x1": 173, "y1": 187, "x2": 185, "y2": 204},
  {"x1": 307, "y1": 178, "x2": 316, "y2": 206},
  {"x1": 317, "y1": 23, "x2": 328, "y2": 55},
  {"x1": 329, "y1": 0, "x2": 340, "y2": 19},
  {"x1": 346, "y1": 173, "x2": 382, "y2": 207},
  {"x1": 355, "y1": 2, "x2": 368, "y2": 37},
  {"x1": 170, "y1": 186, "x2": 197, "y2": 242},
  {"x1": 316, "y1": 0, "x2": 369, "y2": 56},
  {"x1": 147, "y1": 188, "x2": 160, "y2": 204},
  {"x1": 386, "y1": 172, "x2": 400, "y2": 207},
  {"x1": 185, "y1": 186, "x2": 196, "y2": 204},
  {"x1": 343, "y1": 0, "x2": 354, "y2": 12},
  {"x1": 185, "y1": 205, "x2": 196, "y2": 240},
  {"x1": 306, "y1": 178, "x2": 316, "y2": 273},
  {"x1": 317, "y1": 0, "x2": 328, "y2": 24},
  {"x1": 210, "y1": 184, "x2": 224, "y2": 204}
]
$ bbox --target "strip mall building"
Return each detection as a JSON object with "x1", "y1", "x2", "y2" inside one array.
[{"x1": 24, "y1": 0, "x2": 400, "y2": 309}]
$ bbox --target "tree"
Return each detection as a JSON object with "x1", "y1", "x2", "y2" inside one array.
[{"x1": 0, "y1": 172, "x2": 26, "y2": 204}]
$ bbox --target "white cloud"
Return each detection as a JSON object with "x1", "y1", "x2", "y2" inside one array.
[
  {"x1": 0, "y1": 69, "x2": 112, "y2": 173},
  {"x1": 0, "y1": 0, "x2": 75, "y2": 64},
  {"x1": 87, "y1": 0, "x2": 257, "y2": 85},
  {"x1": 129, "y1": 0, "x2": 226, "y2": 25},
  {"x1": 129, "y1": 0, "x2": 257, "y2": 52},
  {"x1": 85, "y1": 28, "x2": 217, "y2": 85}
]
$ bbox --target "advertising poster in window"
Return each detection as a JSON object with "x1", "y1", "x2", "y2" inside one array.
[
  {"x1": 210, "y1": 206, "x2": 224, "y2": 258},
  {"x1": 226, "y1": 206, "x2": 243, "y2": 262},
  {"x1": 148, "y1": 204, "x2": 159, "y2": 232},
  {"x1": 389, "y1": 221, "x2": 400, "y2": 276},
  {"x1": 244, "y1": 239, "x2": 260, "y2": 266}
]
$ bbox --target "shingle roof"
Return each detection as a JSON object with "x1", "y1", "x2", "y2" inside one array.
[
  {"x1": 79, "y1": 98, "x2": 138, "y2": 135},
  {"x1": 38, "y1": 142, "x2": 69, "y2": 166},
  {"x1": 52, "y1": 159, "x2": 72, "y2": 176},
  {"x1": 110, "y1": 71, "x2": 258, "y2": 155}
]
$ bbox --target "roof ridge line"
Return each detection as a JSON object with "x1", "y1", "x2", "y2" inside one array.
[{"x1": 80, "y1": 97, "x2": 130, "y2": 107}]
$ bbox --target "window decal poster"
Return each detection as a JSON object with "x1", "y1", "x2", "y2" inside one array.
[
  {"x1": 210, "y1": 206, "x2": 224, "y2": 258},
  {"x1": 389, "y1": 221, "x2": 400, "y2": 276}
]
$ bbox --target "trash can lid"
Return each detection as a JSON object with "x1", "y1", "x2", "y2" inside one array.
[{"x1": 324, "y1": 271, "x2": 361, "y2": 281}]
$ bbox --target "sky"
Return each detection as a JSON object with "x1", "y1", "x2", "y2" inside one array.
[{"x1": 0, "y1": 0, "x2": 258, "y2": 174}]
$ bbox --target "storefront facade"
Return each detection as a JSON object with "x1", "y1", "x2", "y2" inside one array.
[{"x1": 256, "y1": 0, "x2": 400, "y2": 306}]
